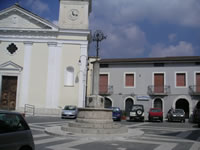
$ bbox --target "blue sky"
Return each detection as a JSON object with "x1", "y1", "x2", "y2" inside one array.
[{"x1": 0, "y1": 0, "x2": 200, "y2": 58}]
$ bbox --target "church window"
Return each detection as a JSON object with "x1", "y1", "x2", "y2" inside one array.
[
  {"x1": 64, "y1": 66, "x2": 74, "y2": 86},
  {"x1": 7, "y1": 43, "x2": 18, "y2": 55}
]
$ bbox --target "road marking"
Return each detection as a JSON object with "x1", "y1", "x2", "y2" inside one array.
[
  {"x1": 33, "y1": 133, "x2": 49, "y2": 138},
  {"x1": 117, "y1": 148, "x2": 127, "y2": 150},
  {"x1": 126, "y1": 122, "x2": 150, "y2": 128},
  {"x1": 154, "y1": 143, "x2": 177, "y2": 150},
  {"x1": 34, "y1": 136, "x2": 65, "y2": 145},
  {"x1": 138, "y1": 136, "x2": 196, "y2": 143},
  {"x1": 30, "y1": 127, "x2": 44, "y2": 131},
  {"x1": 30, "y1": 121, "x2": 68, "y2": 125},
  {"x1": 176, "y1": 130, "x2": 193, "y2": 138},
  {"x1": 111, "y1": 143, "x2": 119, "y2": 146},
  {"x1": 138, "y1": 126, "x2": 197, "y2": 132},
  {"x1": 47, "y1": 139, "x2": 95, "y2": 150},
  {"x1": 189, "y1": 142, "x2": 200, "y2": 150}
]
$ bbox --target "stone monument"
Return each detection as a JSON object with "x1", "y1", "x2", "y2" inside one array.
[{"x1": 61, "y1": 60, "x2": 127, "y2": 134}]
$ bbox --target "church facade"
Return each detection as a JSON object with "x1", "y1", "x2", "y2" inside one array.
[{"x1": 0, "y1": 0, "x2": 92, "y2": 115}]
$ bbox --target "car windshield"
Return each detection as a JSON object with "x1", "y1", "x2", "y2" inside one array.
[
  {"x1": 64, "y1": 106, "x2": 76, "y2": 110},
  {"x1": 174, "y1": 109, "x2": 184, "y2": 113},
  {"x1": 151, "y1": 109, "x2": 161, "y2": 112},
  {"x1": 0, "y1": 113, "x2": 28, "y2": 133},
  {"x1": 113, "y1": 107, "x2": 120, "y2": 112},
  {"x1": 132, "y1": 105, "x2": 143, "y2": 111}
]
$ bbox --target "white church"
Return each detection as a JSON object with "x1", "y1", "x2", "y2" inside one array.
[{"x1": 0, "y1": 0, "x2": 92, "y2": 115}]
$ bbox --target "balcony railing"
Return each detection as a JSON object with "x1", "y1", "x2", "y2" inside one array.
[
  {"x1": 148, "y1": 85, "x2": 170, "y2": 96},
  {"x1": 189, "y1": 85, "x2": 200, "y2": 95},
  {"x1": 99, "y1": 85, "x2": 113, "y2": 95}
]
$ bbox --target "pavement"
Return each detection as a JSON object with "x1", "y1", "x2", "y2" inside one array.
[{"x1": 28, "y1": 117, "x2": 200, "y2": 150}]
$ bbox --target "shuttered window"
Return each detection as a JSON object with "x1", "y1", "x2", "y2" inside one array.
[
  {"x1": 196, "y1": 73, "x2": 200, "y2": 92},
  {"x1": 176, "y1": 73, "x2": 186, "y2": 87},
  {"x1": 99, "y1": 74, "x2": 108, "y2": 94},
  {"x1": 125, "y1": 74, "x2": 134, "y2": 87}
]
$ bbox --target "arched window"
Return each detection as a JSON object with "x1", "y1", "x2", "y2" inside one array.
[
  {"x1": 64, "y1": 66, "x2": 74, "y2": 86},
  {"x1": 104, "y1": 98, "x2": 112, "y2": 108},
  {"x1": 154, "y1": 98, "x2": 163, "y2": 110},
  {"x1": 125, "y1": 98, "x2": 134, "y2": 114}
]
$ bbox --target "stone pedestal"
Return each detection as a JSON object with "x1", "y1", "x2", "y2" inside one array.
[
  {"x1": 86, "y1": 95, "x2": 104, "y2": 108},
  {"x1": 61, "y1": 96, "x2": 128, "y2": 134}
]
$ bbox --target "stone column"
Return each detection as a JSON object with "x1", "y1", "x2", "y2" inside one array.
[
  {"x1": 92, "y1": 60, "x2": 100, "y2": 95},
  {"x1": 19, "y1": 42, "x2": 33, "y2": 107}
]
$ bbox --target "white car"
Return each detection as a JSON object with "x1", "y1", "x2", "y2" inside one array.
[{"x1": 61, "y1": 105, "x2": 78, "y2": 119}]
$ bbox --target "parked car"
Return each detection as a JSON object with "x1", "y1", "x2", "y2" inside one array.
[
  {"x1": 128, "y1": 104, "x2": 144, "y2": 121},
  {"x1": 61, "y1": 105, "x2": 78, "y2": 119},
  {"x1": 0, "y1": 110, "x2": 35, "y2": 150},
  {"x1": 167, "y1": 108, "x2": 185, "y2": 122},
  {"x1": 148, "y1": 108, "x2": 163, "y2": 122},
  {"x1": 193, "y1": 108, "x2": 200, "y2": 127},
  {"x1": 112, "y1": 107, "x2": 121, "y2": 121}
]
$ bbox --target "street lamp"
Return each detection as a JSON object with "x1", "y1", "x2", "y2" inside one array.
[{"x1": 92, "y1": 30, "x2": 106, "y2": 58}]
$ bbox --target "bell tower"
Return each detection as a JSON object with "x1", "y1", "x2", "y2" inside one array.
[{"x1": 58, "y1": 0, "x2": 92, "y2": 29}]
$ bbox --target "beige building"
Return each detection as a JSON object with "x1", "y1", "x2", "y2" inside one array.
[{"x1": 0, "y1": 0, "x2": 92, "y2": 115}]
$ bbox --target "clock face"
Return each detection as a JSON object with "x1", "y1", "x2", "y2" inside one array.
[{"x1": 68, "y1": 9, "x2": 79, "y2": 21}]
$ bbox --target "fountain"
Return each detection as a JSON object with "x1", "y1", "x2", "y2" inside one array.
[{"x1": 61, "y1": 94, "x2": 128, "y2": 134}]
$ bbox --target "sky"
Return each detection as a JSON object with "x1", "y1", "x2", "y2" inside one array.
[{"x1": 0, "y1": 0, "x2": 200, "y2": 58}]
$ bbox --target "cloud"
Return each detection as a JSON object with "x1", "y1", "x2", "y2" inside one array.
[
  {"x1": 168, "y1": 34, "x2": 177, "y2": 42},
  {"x1": 90, "y1": 23, "x2": 147, "y2": 58},
  {"x1": 149, "y1": 41, "x2": 195, "y2": 57},
  {"x1": 22, "y1": 0, "x2": 49, "y2": 14},
  {"x1": 91, "y1": 0, "x2": 200, "y2": 27}
]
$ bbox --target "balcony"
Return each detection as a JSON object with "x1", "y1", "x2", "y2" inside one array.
[
  {"x1": 189, "y1": 85, "x2": 200, "y2": 95},
  {"x1": 99, "y1": 85, "x2": 113, "y2": 96},
  {"x1": 148, "y1": 85, "x2": 170, "y2": 96}
]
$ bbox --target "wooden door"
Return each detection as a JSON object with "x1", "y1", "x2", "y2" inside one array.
[
  {"x1": 0, "y1": 76, "x2": 17, "y2": 110},
  {"x1": 99, "y1": 74, "x2": 108, "y2": 94},
  {"x1": 196, "y1": 73, "x2": 200, "y2": 92},
  {"x1": 154, "y1": 74, "x2": 164, "y2": 93}
]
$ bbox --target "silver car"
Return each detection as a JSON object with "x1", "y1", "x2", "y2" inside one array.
[
  {"x1": 61, "y1": 105, "x2": 78, "y2": 119},
  {"x1": 0, "y1": 110, "x2": 35, "y2": 150}
]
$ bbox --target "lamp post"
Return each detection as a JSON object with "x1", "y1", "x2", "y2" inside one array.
[
  {"x1": 92, "y1": 30, "x2": 106, "y2": 58},
  {"x1": 91, "y1": 30, "x2": 106, "y2": 96}
]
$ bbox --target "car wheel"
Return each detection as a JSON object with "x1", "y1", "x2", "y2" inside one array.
[
  {"x1": 183, "y1": 119, "x2": 185, "y2": 123},
  {"x1": 161, "y1": 118, "x2": 163, "y2": 122},
  {"x1": 136, "y1": 109, "x2": 143, "y2": 116}
]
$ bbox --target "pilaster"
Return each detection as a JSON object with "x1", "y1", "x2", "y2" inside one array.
[
  {"x1": 78, "y1": 44, "x2": 88, "y2": 107},
  {"x1": 19, "y1": 41, "x2": 33, "y2": 107},
  {"x1": 45, "y1": 42, "x2": 62, "y2": 108}
]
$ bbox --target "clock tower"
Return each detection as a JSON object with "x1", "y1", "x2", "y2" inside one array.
[{"x1": 58, "y1": 0, "x2": 92, "y2": 29}]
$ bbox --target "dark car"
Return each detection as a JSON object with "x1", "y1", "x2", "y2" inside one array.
[
  {"x1": 128, "y1": 104, "x2": 144, "y2": 121},
  {"x1": 167, "y1": 108, "x2": 185, "y2": 122},
  {"x1": 112, "y1": 107, "x2": 121, "y2": 121},
  {"x1": 193, "y1": 108, "x2": 200, "y2": 127},
  {"x1": 61, "y1": 105, "x2": 78, "y2": 119},
  {"x1": 148, "y1": 108, "x2": 163, "y2": 122},
  {"x1": 0, "y1": 110, "x2": 35, "y2": 150}
]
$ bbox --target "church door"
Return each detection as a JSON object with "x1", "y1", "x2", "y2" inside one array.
[{"x1": 0, "y1": 76, "x2": 18, "y2": 110}]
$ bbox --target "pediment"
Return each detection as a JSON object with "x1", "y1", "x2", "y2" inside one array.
[
  {"x1": 0, "y1": 5, "x2": 58, "y2": 31},
  {"x1": 0, "y1": 61, "x2": 23, "y2": 71}
]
